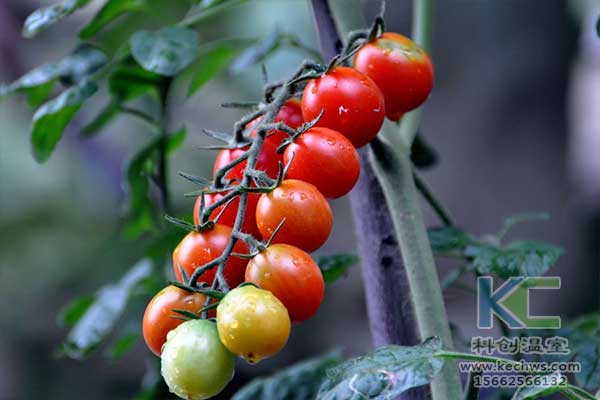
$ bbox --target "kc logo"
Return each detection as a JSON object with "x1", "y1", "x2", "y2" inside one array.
[{"x1": 477, "y1": 276, "x2": 561, "y2": 330}]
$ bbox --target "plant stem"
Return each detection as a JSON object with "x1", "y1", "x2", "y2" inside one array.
[
  {"x1": 157, "y1": 79, "x2": 172, "y2": 214},
  {"x1": 414, "y1": 172, "x2": 453, "y2": 226}
]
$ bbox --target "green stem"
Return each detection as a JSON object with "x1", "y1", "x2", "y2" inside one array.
[
  {"x1": 156, "y1": 79, "x2": 172, "y2": 214},
  {"x1": 414, "y1": 172, "x2": 453, "y2": 226}
]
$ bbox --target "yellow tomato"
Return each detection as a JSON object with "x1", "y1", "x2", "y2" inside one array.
[{"x1": 216, "y1": 285, "x2": 291, "y2": 363}]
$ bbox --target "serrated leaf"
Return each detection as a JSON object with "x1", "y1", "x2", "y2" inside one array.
[
  {"x1": 314, "y1": 254, "x2": 358, "y2": 284},
  {"x1": 511, "y1": 373, "x2": 564, "y2": 399},
  {"x1": 22, "y1": 0, "x2": 91, "y2": 38},
  {"x1": 233, "y1": 350, "x2": 342, "y2": 400},
  {"x1": 428, "y1": 226, "x2": 473, "y2": 254},
  {"x1": 57, "y1": 295, "x2": 94, "y2": 328},
  {"x1": 1, "y1": 44, "x2": 106, "y2": 102},
  {"x1": 80, "y1": 0, "x2": 146, "y2": 39},
  {"x1": 229, "y1": 29, "x2": 280, "y2": 74},
  {"x1": 31, "y1": 80, "x2": 97, "y2": 163},
  {"x1": 61, "y1": 259, "x2": 152, "y2": 359},
  {"x1": 317, "y1": 337, "x2": 444, "y2": 400},
  {"x1": 188, "y1": 46, "x2": 237, "y2": 96},
  {"x1": 465, "y1": 241, "x2": 564, "y2": 279},
  {"x1": 107, "y1": 332, "x2": 139, "y2": 359},
  {"x1": 131, "y1": 27, "x2": 198, "y2": 76}
]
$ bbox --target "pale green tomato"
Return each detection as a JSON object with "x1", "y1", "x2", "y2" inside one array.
[{"x1": 161, "y1": 319, "x2": 234, "y2": 400}]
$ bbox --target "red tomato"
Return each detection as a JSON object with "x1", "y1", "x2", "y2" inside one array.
[
  {"x1": 245, "y1": 244, "x2": 325, "y2": 323},
  {"x1": 142, "y1": 285, "x2": 209, "y2": 356},
  {"x1": 354, "y1": 32, "x2": 434, "y2": 120},
  {"x1": 255, "y1": 179, "x2": 332, "y2": 252},
  {"x1": 301, "y1": 66, "x2": 385, "y2": 148},
  {"x1": 173, "y1": 224, "x2": 249, "y2": 287},
  {"x1": 283, "y1": 127, "x2": 360, "y2": 199},
  {"x1": 193, "y1": 192, "x2": 261, "y2": 238},
  {"x1": 248, "y1": 98, "x2": 304, "y2": 150},
  {"x1": 213, "y1": 139, "x2": 280, "y2": 183}
]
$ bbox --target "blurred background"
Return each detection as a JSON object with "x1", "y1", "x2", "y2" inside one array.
[{"x1": 0, "y1": 0, "x2": 599, "y2": 399}]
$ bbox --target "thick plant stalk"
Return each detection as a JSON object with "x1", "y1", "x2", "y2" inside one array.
[{"x1": 310, "y1": 1, "x2": 462, "y2": 399}]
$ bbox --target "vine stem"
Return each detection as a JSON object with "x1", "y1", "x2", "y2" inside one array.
[
  {"x1": 321, "y1": 0, "x2": 462, "y2": 399},
  {"x1": 156, "y1": 78, "x2": 173, "y2": 214}
]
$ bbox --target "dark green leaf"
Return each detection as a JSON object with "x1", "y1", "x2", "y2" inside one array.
[
  {"x1": 229, "y1": 29, "x2": 280, "y2": 74},
  {"x1": 511, "y1": 373, "x2": 564, "y2": 399},
  {"x1": 166, "y1": 127, "x2": 187, "y2": 154},
  {"x1": 80, "y1": 0, "x2": 146, "y2": 39},
  {"x1": 465, "y1": 241, "x2": 564, "y2": 279},
  {"x1": 573, "y1": 340, "x2": 600, "y2": 391},
  {"x1": 314, "y1": 254, "x2": 358, "y2": 284},
  {"x1": 233, "y1": 350, "x2": 342, "y2": 400},
  {"x1": 571, "y1": 313, "x2": 600, "y2": 337},
  {"x1": 1, "y1": 44, "x2": 106, "y2": 102},
  {"x1": 82, "y1": 101, "x2": 120, "y2": 137},
  {"x1": 411, "y1": 134, "x2": 437, "y2": 169},
  {"x1": 317, "y1": 337, "x2": 444, "y2": 400},
  {"x1": 130, "y1": 27, "x2": 198, "y2": 76},
  {"x1": 57, "y1": 295, "x2": 94, "y2": 328},
  {"x1": 31, "y1": 80, "x2": 97, "y2": 163},
  {"x1": 109, "y1": 63, "x2": 163, "y2": 100},
  {"x1": 107, "y1": 332, "x2": 139, "y2": 359},
  {"x1": 22, "y1": 0, "x2": 91, "y2": 38},
  {"x1": 62, "y1": 259, "x2": 152, "y2": 359},
  {"x1": 188, "y1": 46, "x2": 237, "y2": 96},
  {"x1": 428, "y1": 226, "x2": 472, "y2": 254},
  {"x1": 180, "y1": 0, "x2": 249, "y2": 27}
]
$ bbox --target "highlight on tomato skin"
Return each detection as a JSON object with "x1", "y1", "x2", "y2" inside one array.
[
  {"x1": 172, "y1": 225, "x2": 249, "y2": 287},
  {"x1": 216, "y1": 285, "x2": 291, "y2": 364},
  {"x1": 354, "y1": 32, "x2": 434, "y2": 121},
  {"x1": 283, "y1": 126, "x2": 360, "y2": 199},
  {"x1": 193, "y1": 192, "x2": 262, "y2": 239},
  {"x1": 255, "y1": 179, "x2": 333, "y2": 253},
  {"x1": 142, "y1": 285, "x2": 210, "y2": 356},
  {"x1": 245, "y1": 243, "x2": 325, "y2": 323},
  {"x1": 301, "y1": 66, "x2": 385, "y2": 148}
]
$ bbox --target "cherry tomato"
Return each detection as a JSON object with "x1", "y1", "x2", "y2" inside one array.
[
  {"x1": 283, "y1": 127, "x2": 360, "y2": 198},
  {"x1": 161, "y1": 319, "x2": 234, "y2": 400},
  {"x1": 172, "y1": 224, "x2": 248, "y2": 287},
  {"x1": 301, "y1": 66, "x2": 385, "y2": 148},
  {"x1": 213, "y1": 139, "x2": 280, "y2": 183},
  {"x1": 256, "y1": 179, "x2": 332, "y2": 252},
  {"x1": 216, "y1": 285, "x2": 290, "y2": 363},
  {"x1": 354, "y1": 32, "x2": 434, "y2": 120},
  {"x1": 193, "y1": 192, "x2": 261, "y2": 238},
  {"x1": 248, "y1": 98, "x2": 304, "y2": 150},
  {"x1": 143, "y1": 286, "x2": 210, "y2": 356},
  {"x1": 245, "y1": 244, "x2": 325, "y2": 323}
]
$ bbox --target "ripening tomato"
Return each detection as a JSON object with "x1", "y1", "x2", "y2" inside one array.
[
  {"x1": 193, "y1": 192, "x2": 261, "y2": 238},
  {"x1": 142, "y1": 286, "x2": 210, "y2": 356},
  {"x1": 213, "y1": 139, "x2": 280, "y2": 183},
  {"x1": 248, "y1": 98, "x2": 304, "y2": 150},
  {"x1": 301, "y1": 66, "x2": 385, "y2": 148},
  {"x1": 245, "y1": 244, "x2": 325, "y2": 323},
  {"x1": 283, "y1": 127, "x2": 360, "y2": 198},
  {"x1": 216, "y1": 285, "x2": 290, "y2": 363},
  {"x1": 354, "y1": 32, "x2": 434, "y2": 120},
  {"x1": 256, "y1": 179, "x2": 332, "y2": 252},
  {"x1": 172, "y1": 225, "x2": 248, "y2": 287},
  {"x1": 161, "y1": 319, "x2": 234, "y2": 400}
]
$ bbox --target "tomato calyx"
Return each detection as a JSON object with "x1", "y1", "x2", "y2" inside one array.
[{"x1": 275, "y1": 108, "x2": 325, "y2": 154}]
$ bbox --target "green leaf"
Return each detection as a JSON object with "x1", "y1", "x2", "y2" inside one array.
[
  {"x1": 82, "y1": 101, "x2": 120, "y2": 137},
  {"x1": 314, "y1": 254, "x2": 358, "y2": 284},
  {"x1": 511, "y1": 373, "x2": 564, "y2": 399},
  {"x1": 317, "y1": 337, "x2": 444, "y2": 400},
  {"x1": 233, "y1": 350, "x2": 342, "y2": 400},
  {"x1": 80, "y1": 0, "x2": 146, "y2": 39},
  {"x1": 428, "y1": 226, "x2": 473, "y2": 254},
  {"x1": 571, "y1": 313, "x2": 600, "y2": 337},
  {"x1": 61, "y1": 259, "x2": 152, "y2": 359},
  {"x1": 188, "y1": 46, "x2": 237, "y2": 96},
  {"x1": 109, "y1": 63, "x2": 163, "y2": 100},
  {"x1": 1, "y1": 44, "x2": 106, "y2": 103},
  {"x1": 107, "y1": 332, "x2": 139, "y2": 359},
  {"x1": 22, "y1": 0, "x2": 91, "y2": 38},
  {"x1": 229, "y1": 29, "x2": 280, "y2": 74},
  {"x1": 573, "y1": 341, "x2": 600, "y2": 391},
  {"x1": 180, "y1": 0, "x2": 249, "y2": 27},
  {"x1": 465, "y1": 241, "x2": 564, "y2": 279},
  {"x1": 130, "y1": 27, "x2": 198, "y2": 76},
  {"x1": 166, "y1": 127, "x2": 187, "y2": 153},
  {"x1": 31, "y1": 80, "x2": 98, "y2": 163},
  {"x1": 57, "y1": 295, "x2": 94, "y2": 328}
]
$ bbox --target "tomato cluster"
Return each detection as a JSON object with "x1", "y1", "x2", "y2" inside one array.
[{"x1": 142, "y1": 30, "x2": 433, "y2": 399}]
